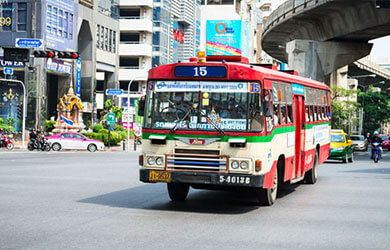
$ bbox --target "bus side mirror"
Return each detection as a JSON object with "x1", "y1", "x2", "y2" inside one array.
[{"x1": 138, "y1": 97, "x2": 145, "y2": 117}]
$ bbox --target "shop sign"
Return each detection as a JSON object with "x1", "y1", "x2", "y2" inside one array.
[
  {"x1": 0, "y1": 57, "x2": 25, "y2": 68},
  {"x1": 46, "y1": 58, "x2": 72, "y2": 74}
]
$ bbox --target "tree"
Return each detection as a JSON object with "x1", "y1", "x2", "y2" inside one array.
[
  {"x1": 330, "y1": 85, "x2": 360, "y2": 133},
  {"x1": 359, "y1": 87, "x2": 390, "y2": 134}
]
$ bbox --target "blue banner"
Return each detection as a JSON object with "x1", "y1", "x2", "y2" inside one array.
[
  {"x1": 292, "y1": 83, "x2": 305, "y2": 95},
  {"x1": 76, "y1": 58, "x2": 81, "y2": 98}
]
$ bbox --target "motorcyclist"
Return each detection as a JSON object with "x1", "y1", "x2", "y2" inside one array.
[
  {"x1": 0, "y1": 128, "x2": 5, "y2": 148},
  {"x1": 371, "y1": 131, "x2": 383, "y2": 159},
  {"x1": 29, "y1": 128, "x2": 40, "y2": 150}
]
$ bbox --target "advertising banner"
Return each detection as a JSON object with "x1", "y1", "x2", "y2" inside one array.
[
  {"x1": 154, "y1": 81, "x2": 248, "y2": 93},
  {"x1": 44, "y1": 0, "x2": 78, "y2": 52},
  {"x1": 206, "y1": 20, "x2": 248, "y2": 57},
  {"x1": 46, "y1": 58, "x2": 72, "y2": 74},
  {"x1": 0, "y1": 80, "x2": 24, "y2": 132}
]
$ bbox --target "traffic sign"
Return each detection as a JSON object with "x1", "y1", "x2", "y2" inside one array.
[
  {"x1": 4, "y1": 68, "x2": 13, "y2": 75},
  {"x1": 106, "y1": 89, "x2": 124, "y2": 95},
  {"x1": 107, "y1": 113, "x2": 116, "y2": 126},
  {"x1": 15, "y1": 38, "x2": 43, "y2": 49}
]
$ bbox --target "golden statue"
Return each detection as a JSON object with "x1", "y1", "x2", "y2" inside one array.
[{"x1": 52, "y1": 83, "x2": 85, "y2": 133}]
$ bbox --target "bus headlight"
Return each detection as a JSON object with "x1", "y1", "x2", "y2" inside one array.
[
  {"x1": 156, "y1": 157, "x2": 164, "y2": 166},
  {"x1": 240, "y1": 161, "x2": 249, "y2": 170},
  {"x1": 147, "y1": 157, "x2": 155, "y2": 165},
  {"x1": 231, "y1": 161, "x2": 239, "y2": 169}
]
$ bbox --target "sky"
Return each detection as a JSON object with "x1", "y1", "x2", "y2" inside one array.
[{"x1": 370, "y1": 35, "x2": 390, "y2": 64}]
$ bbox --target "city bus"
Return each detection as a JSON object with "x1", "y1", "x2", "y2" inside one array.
[{"x1": 138, "y1": 53, "x2": 331, "y2": 206}]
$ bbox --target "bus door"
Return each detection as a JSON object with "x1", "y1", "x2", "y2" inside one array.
[{"x1": 293, "y1": 95, "x2": 306, "y2": 179}]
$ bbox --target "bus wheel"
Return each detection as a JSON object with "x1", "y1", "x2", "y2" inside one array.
[
  {"x1": 305, "y1": 152, "x2": 318, "y2": 184},
  {"x1": 167, "y1": 183, "x2": 189, "y2": 202},
  {"x1": 256, "y1": 170, "x2": 278, "y2": 206}
]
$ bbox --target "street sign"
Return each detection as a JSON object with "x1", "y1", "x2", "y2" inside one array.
[
  {"x1": 4, "y1": 68, "x2": 13, "y2": 75},
  {"x1": 107, "y1": 113, "x2": 115, "y2": 126},
  {"x1": 15, "y1": 38, "x2": 44, "y2": 49},
  {"x1": 106, "y1": 89, "x2": 124, "y2": 95}
]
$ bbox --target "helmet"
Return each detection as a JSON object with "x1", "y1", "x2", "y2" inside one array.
[
  {"x1": 29, "y1": 128, "x2": 33, "y2": 132},
  {"x1": 37, "y1": 129, "x2": 41, "y2": 133},
  {"x1": 0, "y1": 128, "x2": 3, "y2": 132},
  {"x1": 373, "y1": 131, "x2": 379, "y2": 135}
]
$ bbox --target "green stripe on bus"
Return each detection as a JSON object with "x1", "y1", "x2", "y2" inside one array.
[{"x1": 143, "y1": 126, "x2": 296, "y2": 143}]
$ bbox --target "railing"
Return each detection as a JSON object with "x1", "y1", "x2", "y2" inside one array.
[
  {"x1": 119, "y1": 16, "x2": 146, "y2": 19},
  {"x1": 120, "y1": 41, "x2": 144, "y2": 44},
  {"x1": 263, "y1": 0, "x2": 324, "y2": 34}
]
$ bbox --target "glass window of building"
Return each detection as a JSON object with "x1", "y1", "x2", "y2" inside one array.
[
  {"x1": 100, "y1": 26, "x2": 104, "y2": 49},
  {"x1": 109, "y1": 29, "x2": 112, "y2": 52},
  {"x1": 96, "y1": 25, "x2": 100, "y2": 47},
  {"x1": 69, "y1": 14, "x2": 73, "y2": 40},
  {"x1": 105, "y1": 27, "x2": 108, "y2": 51},
  {"x1": 17, "y1": 3, "x2": 27, "y2": 31},
  {"x1": 113, "y1": 31, "x2": 116, "y2": 53},
  {"x1": 64, "y1": 12, "x2": 68, "y2": 38},
  {"x1": 2, "y1": 4, "x2": 12, "y2": 31}
]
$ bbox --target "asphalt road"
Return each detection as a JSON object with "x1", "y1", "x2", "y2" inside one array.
[{"x1": 0, "y1": 149, "x2": 389, "y2": 250}]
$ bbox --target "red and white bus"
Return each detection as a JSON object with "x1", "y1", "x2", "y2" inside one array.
[{"x1": 138, "y1": 54, "x2": 331, "y2": 206}]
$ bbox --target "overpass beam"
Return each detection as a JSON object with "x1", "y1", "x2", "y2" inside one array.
[{"x1": 286, "y1": 40, "x2": 373, "y2": 83}]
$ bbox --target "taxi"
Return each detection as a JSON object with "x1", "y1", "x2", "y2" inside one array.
[{"x1": 328, "y1": 129, "x2": 354, "y2": 163}]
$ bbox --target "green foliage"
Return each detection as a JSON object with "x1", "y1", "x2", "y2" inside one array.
[
  {"x1": 330, "y1": 85, "x2": 360, "y2": 133},
  {"x1": 359, "y1": 87, "x2": 390, "y2": 134},
  {"x1": 45, "y1": 120, "x2": 56, "y2": 132},
  {"x1": 98, "y1": 128, "x2": 109, "y2": 134},
  {"x1": 104, "y1": 99, "x2": 113, "y2": 110},
  {"x1": 83, "y1": 130, "x2": 126, "y2": 146},
  {"x1": 86, "y1": 120, "x2": 92, "y2": 129},
  {"x1": 92, "y1": 124, "x2": 104, "y2": 133},
  {"x1": 112, "y1": 106, "x2": 123, "y2": 121},
  {"x1": 114, "y1": 125, "x2": 125, "y2": 131},
  {"x1": 6, "y1": 117, "x2": 15, "y2": 127},
  {"x1": 0, "y1": 117, "x2": 15, "y2": 133}
]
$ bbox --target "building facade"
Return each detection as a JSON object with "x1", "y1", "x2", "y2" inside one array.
[{"x1": 0, "y1": 0, "x2": 120, "y2": 129}]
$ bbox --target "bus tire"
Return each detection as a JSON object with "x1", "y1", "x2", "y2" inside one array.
[
  {"x1": 305, "y1": 152, "x2": 318, "y2": 184},
  {"x1": 167, "y1": 183, "x2": 189, "y2": 202},
  {"x1": 255, "y1": 170, "x2": 278, "y2": 206}
]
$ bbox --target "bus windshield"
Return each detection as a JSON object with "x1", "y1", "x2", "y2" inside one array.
[{"x1": 144, "y1": 81, "x2": 263, "y2": 132}]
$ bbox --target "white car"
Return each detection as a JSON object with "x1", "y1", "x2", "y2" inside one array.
[{"x1": 47, "y1": 132, "x2": 105, "y2": 152}]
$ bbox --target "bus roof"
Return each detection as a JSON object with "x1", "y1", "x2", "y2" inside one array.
[{"x1": 148, "y1": 60, "x2": 330, "y2": 91}]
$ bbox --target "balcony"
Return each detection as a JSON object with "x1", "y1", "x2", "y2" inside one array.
[
  {"x1": 119, "y1": 43, "x2": 152, "y2": 57},
  {"x1": 120, "y1": 0, "x2": 153, "y2": 8},
  {"x1": 118, "y1": 67, "x2": 150, "y2": 81},
  {"x1": 120, "y1": 17, "x2": 152, "y2": 32}
]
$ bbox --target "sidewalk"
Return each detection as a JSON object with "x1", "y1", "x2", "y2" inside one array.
[{"x1": 7, "y1": 140, "x2": 142, "y2": 152}]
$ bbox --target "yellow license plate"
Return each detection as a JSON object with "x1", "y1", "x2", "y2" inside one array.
[{"x1": 149, "y1": 170, "x2": 171, "y2": 183}]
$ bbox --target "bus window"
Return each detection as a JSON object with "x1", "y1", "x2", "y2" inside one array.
[
  {"x1": 144, "y1": 90, "x2": 154, "y2": 127},
  {"x1": 279, "y1": 82, "x2": 288, "y2": 124},
  {"x1": 272, "y1": 82, "x2": 280, "y2": 125},
  {"x1": 317, "y1": 89, "x2": 322, "y2": 121},
  {"x1": 249, "y1": 93, "x2": 263, "y2": 131},
  {"x1": 264, "y1": 90, "x2": 274, "y2": 132},
  {"x1": 286, "y1": 83, "x2": 294, "y2": 123}
]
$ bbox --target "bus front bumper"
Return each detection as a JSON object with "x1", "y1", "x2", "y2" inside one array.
[{"x1": 139, "y1": 169, "x2": 264, "y2": 188}]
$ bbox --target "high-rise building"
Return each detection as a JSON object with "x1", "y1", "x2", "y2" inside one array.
[{"x1": 118, "y1": 0, "x2": 201, "y2": 93}]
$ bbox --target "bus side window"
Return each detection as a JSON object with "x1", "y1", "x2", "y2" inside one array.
[
  {"x1": 308, "y1": 88, "x2": 313, "y2": 122},
  {"x1": 317, "y1": 89, "x2": 322, "y2": 121},
  {"x1": 249, "y1": 93, "x2": 263, "y2": 131},
  {"x1": 264, "y1": 90, "x2": 274, "y2": 132},
  {"x1": 272, "y1": 82, "x2": 280, "y2": 125},
  {"x1": 279, "y1": 82, "x2": 288, "y2": 124},
  {"x1": 286, "y1": 83, "x2": 293, "y2": 123},
  {"x1": 312, "y1": 89, "x2": 317, "y2": 121}
]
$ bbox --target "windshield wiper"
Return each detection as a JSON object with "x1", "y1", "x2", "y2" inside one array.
[{"x1": 169, "y1": 102, "x2": 195, "y2": 134}]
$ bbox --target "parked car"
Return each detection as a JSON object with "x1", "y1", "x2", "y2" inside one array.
[
  {"x1": 350, "y1": 135, "x2": 368, "y2": 151},
  {"x1": 329, "y1": 129, "x2": 354, "y2": 163},
  {"x1": 382, "y1": 136, "x2": 390, "y2": 151},
  {"x1": 47, "y1": 132, "x2": 105, "y2": 152}
]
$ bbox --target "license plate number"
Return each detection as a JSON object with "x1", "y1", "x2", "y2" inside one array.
[
  {"x1": 149, "y1": 170, "x2": 171, "y2": 183},
  {"x1": 218, "y1": 175, "x2": 251, "y2": 185}
]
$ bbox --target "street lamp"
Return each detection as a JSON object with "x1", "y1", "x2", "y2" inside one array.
[{"x1": 127, "y1": 75, "x2": 144, "y2": 150}]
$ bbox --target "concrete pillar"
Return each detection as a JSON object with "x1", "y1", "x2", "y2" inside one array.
[{"x1": 286, "y1": 40, "x2": 373, "y2": 83}]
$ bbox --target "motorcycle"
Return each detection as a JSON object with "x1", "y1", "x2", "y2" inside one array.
[
  {"x1": 0, "y1": 135, "x2": 14, "y2": 150},
  {"x1": 28, "y1": 136, "x2": 51, "y2": 152},
  {"x1": 371, "y1": 142, "x2": 382, "y2": 163}
]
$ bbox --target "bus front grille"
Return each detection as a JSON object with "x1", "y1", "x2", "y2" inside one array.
[{"x1": 166, "y1": 149, "x2": 228, "y2": 172}]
